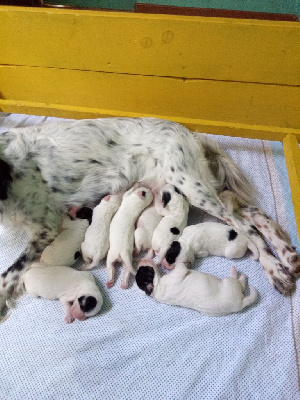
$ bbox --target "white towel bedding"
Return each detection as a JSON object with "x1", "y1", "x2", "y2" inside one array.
[{"x1": 0, "y1": 113, "x2": 299, "y2": 399}]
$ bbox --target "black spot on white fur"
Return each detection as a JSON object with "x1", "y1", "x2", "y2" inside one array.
[
  {"x1": 165, "y1": 241, "x2": 181, "y2": 265},
  {"x1": 76, "y1": 207, "x2": 93, "y2": 224},
  {"x1": 228, "y1": 229, "x2": 238, "y2": 241},
  {"x1": 135, "y1": 266, "x2": 155, "y2": 296},
  {"x1": 78, "y1": 295, "x2": 97, "y2": 313},
  {"x1": 170, "y1": 227, "x2": 180, "y2": 235},
  {"x1": 162, "y1": 191, "x2": 171, "y2": 207}
]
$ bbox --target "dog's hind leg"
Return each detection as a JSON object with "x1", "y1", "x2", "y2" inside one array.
[{"x1": 166, "y1": 170, "x2": 295, "y2": 295}]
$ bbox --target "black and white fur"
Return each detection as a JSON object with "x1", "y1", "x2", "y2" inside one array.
[
  {"x1": 0, "y1": 117, "x2": 298, "y2": 313},
  {"x1": 163, "y1": 222, "x2": 259, "y2": 269},
  {"x1": 22, "y1": 263, "x2": 103, "y2": 323},
  {"x1": 136, "y1": 259, "x2": 258, "y2": 316}
]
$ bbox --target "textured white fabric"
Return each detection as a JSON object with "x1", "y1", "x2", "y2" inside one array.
[{"x1": 0, "y1": 113, "x2": 299, "y2": 399}]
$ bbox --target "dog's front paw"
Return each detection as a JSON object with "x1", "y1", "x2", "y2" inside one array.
[{"x1": 266, "y1": 262, "x2": 296, "y2": 295}]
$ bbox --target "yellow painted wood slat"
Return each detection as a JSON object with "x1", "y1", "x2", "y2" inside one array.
[
  {"x1": 0, "y1": 6, "x2": 299, "y2": 85},
  {"x1": 1, "y1": 99, "x2": 300, "y2": 141},
  {"x1": 283, "y1": 134, "x2": 300, "y2": 237},
  {"x1": 0, "y1": 66, "x2": 299, "y2": 138}
]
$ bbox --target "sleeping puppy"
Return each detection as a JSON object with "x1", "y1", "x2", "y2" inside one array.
[
  {"x1": 106, "y1": 185, "x2": 153, "y2": 289},
  {"x1": 22, "y1": 263, "x2": 103, "y2": 323},
  {"x1": 151, "y1": 184, "x2": 189, "y2": 264},
  {"x1": 81, "y1": 195, "x2": 122, "y2": 270},
  {"x1": 40, "y1": 217, "x2": 89, "y2": 266},
  {"x1": 163, "y1": 222, "x2": 259, "y2": 269},
  {"x1": 136, "y1": 259, "x2": 258, "y2": 316}
]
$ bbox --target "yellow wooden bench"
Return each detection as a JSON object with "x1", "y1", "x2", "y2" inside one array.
[{"x1": 0, "y1": 6, "x2": 299, "y2": 234}]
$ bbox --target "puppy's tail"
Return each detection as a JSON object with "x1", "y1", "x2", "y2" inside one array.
[
  {"x1": 194, "y1": 133, "x2": 257, "y2": 205},
  {"x1": 241, "y1": 285, "x2": 258, "y2": 310}
]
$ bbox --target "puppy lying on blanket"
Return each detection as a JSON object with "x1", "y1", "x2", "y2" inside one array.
[
  {"x1": 163, "y1": 222, "x2": 259, "y2": 269},
  {"x1": 106, "y1": 185, "x2": 153, "y2": 289},
  {"x1": 22, "y1": 263, "x2": 103, "y2": 323},
  {"x1": 151, "y1": 184, "x2": 189, "y2": 264},
  {"x1": 0, "y1": 117, "x2": 299, "y2": 314},
  {"x1": 136, "y1": 259, "x2": 258, "y2": 316},
  {"x1": 81, "y1": 194, "x2": 122, "y2": 270},
  {"x1": 41, "y1": 217, "x2": 89, "y2": 266}
]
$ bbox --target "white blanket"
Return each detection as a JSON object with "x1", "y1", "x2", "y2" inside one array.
[{"x1": 0, "y1": 113, "x2": 299, "y2": 399}]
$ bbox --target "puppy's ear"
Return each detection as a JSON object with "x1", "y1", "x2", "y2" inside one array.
[
  {"x1": 76, "y1": 207, "x2": 93, "y2": 225},
  {"x1": 78, "y1": 295, "x2": 97, "y2": 312},
  {"x1": 0, "y1": 159, "x2": 13, "y2": 201},
  {"x1": 165, "y1": 241, "x2": 181, "y2": 265},
  {"x1": 137, "y1": 190, "x2": 146, "y2": 199},
  {"x1": 135, "y1": 266, "x2": 155, "y2": 296},
  {"x1": 162, "y1": 191, "x2": 171, "y2": 207}
]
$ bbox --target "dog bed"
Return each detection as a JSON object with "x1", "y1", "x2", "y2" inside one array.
[{"x1": 0, "y1": 112, "x2": 299, "y2": 399}]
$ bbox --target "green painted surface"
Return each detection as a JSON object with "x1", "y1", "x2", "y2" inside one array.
[
  {"x1": 45, "y1": 0, "x2": 135, "y2": 10},
  {"x1": 139, "y1": 0, "x2": 299, "y2": 16},
  {"x1": 45, "y1": 0, "x2": 300, "y2": 17}
]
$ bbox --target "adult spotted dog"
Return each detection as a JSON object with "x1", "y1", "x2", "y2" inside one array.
[{"x1": 0, "y1": 117, "x2": 298, "y2": 313}]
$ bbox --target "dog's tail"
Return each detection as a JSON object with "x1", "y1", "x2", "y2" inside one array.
[
  {"x1": 194, "y1": 133, "x2": 256, "y2": 205},
  {"x1": 241, "y1": 285, "x2": 258, "y2": 310}
]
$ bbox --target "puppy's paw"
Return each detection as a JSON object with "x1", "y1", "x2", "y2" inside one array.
[
  {"x1": 106, "y1": 280, "x2": 114, "y2": 289},
  {"x1": 64, "y1": 314, "x2": 75, "y2": 324}
]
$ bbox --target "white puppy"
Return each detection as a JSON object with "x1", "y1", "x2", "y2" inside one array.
[
  {"x1": 134, "y1": 203, "x2": 162, "y2": 258},
  {"x1": 152, "y1": 185, "x2": 189, "y2": 264},
  {"x1": 106, "y1": 186, "x2": 153, "y2": 289},
  {"x1": 136, "y1": 259, "x2": 258, "y2": 316},
  {"x1": 22, "y1": 263, "x2": 103, "y2": 323},
  {"x1": 40, "y1": 217, "x2": 89, "y2": 266},
  {"x1": 81, "y1": 195, "x2": 121, "y2": 270},
  {"x1": 163, "y1": 222, "x2": 259, "y2": 269}
]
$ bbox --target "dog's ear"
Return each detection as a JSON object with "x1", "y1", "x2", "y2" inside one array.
[
  {"x1": 162, "y1": 191, "x2": 171, "y2": 207},
  {"x1": 0, "y1": 159, "x2": 13, "y2": 201},
  {"x1": 135, "y1": 266, "x2": 155, "y2": 296},
  {"x1": 78, "y1": 295, "x2": 97, "y2": 312},
  {"x1": 165, "y1": 241, "x2": 181, "y2": 264}
]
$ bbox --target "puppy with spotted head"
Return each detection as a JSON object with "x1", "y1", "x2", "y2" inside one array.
[
  {"x1": 40, "y1": 217, "x2": 89, "y2": 266},
  {"x1": 81, "y1": 194, "x2": 122, "y2": 270},
  {"x1": 136, "y1": 259, "x2": 258, "y2": 316},
  {"x1": 22, "y1": 263, "x2": 103, "y2": 323},
  {"x1": 162, "y1": 222, "x2": 259, "y2": 269},
  {"x1": 151, "y1": 184, "x2": 189, "y2": 264}
]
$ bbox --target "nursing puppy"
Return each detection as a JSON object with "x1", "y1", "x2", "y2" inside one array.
[
  {"x1": 81, "y1": 194, "x2": 121, "y2": 270},
  {"x1": 163, "y1": 222, "x2": 259, "y2": 269},
  {"x1": 134, "y1": 203, "x2": 162, "y2": 258},
  {"x1": 151, "y1": 185, "x2": 189, "y2": 264},
  {"x1": 107, "y1": 186, "x2": 153, "y2": 289},
  {"x1": 136, "y1": 259, "x2": 258, "y2": 316},
  {"x1": 41, "y1": 217, "x2": 89, "y2": 266},
  {"x1": 22, "y1": 263, "x2": 103, "y2": 323}
]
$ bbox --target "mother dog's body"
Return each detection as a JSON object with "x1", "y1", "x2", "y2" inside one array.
[{"x1": 0, "y1": 117, "x2": 298, "y2": 312}]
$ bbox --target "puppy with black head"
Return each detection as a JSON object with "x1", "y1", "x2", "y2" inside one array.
[
  {"x1": 22, "y1": 263, "x2": 103, "y2": 323},
  {"x1": 136, "y1": 259, "x2": 258, "y2": 316}
]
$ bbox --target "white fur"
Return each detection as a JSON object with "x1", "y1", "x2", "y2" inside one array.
[
  {"x1": 40, "y1": 218, "x2": 89, "y2": 266},
  {"x1": 163, "y1": 222, "x2": 259, "y2": 268},
  {"x1": 81, "y1": 195, "x2": 121, "y2": 270},
  {"x1": 23, "y1": 263, "x2": 103, "y2": 323},
  {"x1": 139, "y1": 260, "x2": 258, "y2": 316},
  {"x1": 107, "y1": 185, "x2": 153, "y2": 289},
  {"x1": 134, "y1": 203, "x2": 162, "y2": 257},
  {"x1": 152, "y1": 184, "x2": 189, "y2": 264}
]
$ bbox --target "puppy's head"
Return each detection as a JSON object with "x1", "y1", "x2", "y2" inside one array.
[
  {"x1": 70, "y1": 291, "x2": 102, "y2": 321},
  {"x1": 136, "y1": 259, "x2": 156, "y2": 296},
  {"x1": 161, "y1": 184, "x2": 185, "y2": 208},
  {"x1": 128, "y1": 187, "x2": 153, "y2": 207}
]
